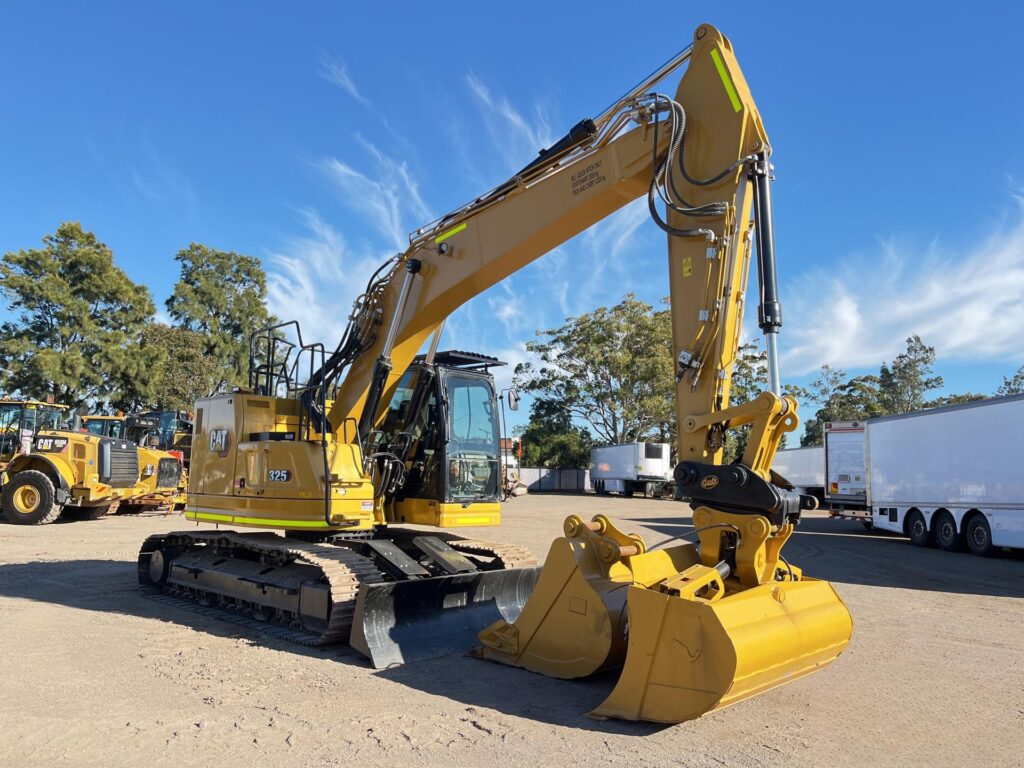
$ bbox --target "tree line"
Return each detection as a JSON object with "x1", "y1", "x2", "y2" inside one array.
[
  {"x1": 0, "y1": 222, "x2": 277, "y2": 412},
  {"x1": 514, "y1": 294, "x2": 1024, "y2": 466}
]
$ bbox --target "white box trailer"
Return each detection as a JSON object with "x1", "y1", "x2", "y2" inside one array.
[
  {"x1": 867, "y1": 394, "x2": 1024, "y2": 555},
  {"x1": 590, "y1": 442, "x2": 671, "y2": 497},
  {"x1": 824, "y1": 421, "x2": 868, "y2": 520},
  {"x1": 772, "y1": 445, "x2": 824, "y2": 500}
]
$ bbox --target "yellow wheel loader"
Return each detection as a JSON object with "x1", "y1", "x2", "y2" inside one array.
[
  {"x1": 81, "y1": 414, "x2": 184, "y2": 514},
  {"x1": 139, "y1": 23, "x2": 852, "y2": 723},
  {"x1": 0, "y1": 400, "x2": 139, "y2": 524}
]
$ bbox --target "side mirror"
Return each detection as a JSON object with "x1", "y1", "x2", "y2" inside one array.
[{"x1": 507, "y1": 388, "x2": 520, "y2": 412}]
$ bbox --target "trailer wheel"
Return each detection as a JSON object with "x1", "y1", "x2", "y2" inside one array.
[
  {"x1": 1, "y1": 470, "x2": 61, "y2": 525},
  {"x1": 861, "y1": 520, "x2": 874, "y2": 531},
  {"x1": 933, "y1": 511, "x2": 962, "y2": 552},
  {"x1": 905, "y1": 511, "x2": 930, "y2": 547},
  {"x1": 623, "y1": 484, "x2": 634, "y2": 498},
  {"x1": 965, "y1": 515, "x2": 995, "y2": 557}
]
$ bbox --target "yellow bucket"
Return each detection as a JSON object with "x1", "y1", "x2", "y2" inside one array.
[
  {"x1": 591, "y1": 577, "x2": 853, "y2": 723},
  {"x1": 477, "y1": 536, "x2": 702, "y2": 678}
]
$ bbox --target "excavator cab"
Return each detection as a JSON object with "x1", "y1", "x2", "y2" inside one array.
[{"x1": 380, "y1": 351, "x2": 504, "y2": 527}]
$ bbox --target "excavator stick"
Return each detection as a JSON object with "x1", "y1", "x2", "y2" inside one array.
[
  {"x1": 351, "y1": 566, "x2": 540, "y2": 668},
  {"x1": 590, "y1": 576, "x2": 853, "y2": 723}
]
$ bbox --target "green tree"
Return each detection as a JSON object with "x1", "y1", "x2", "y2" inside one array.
[
  {"x1": 166, "y1": 243, "x2": 275, "y2": 391},
  {"x1": 514, "y1": 294, "x2": 673, "y2": 445},
  {"x1": 878, "y1": 335, "x2": 943, "y2": 414},
  {"x1": 996, "y1": 365, "x2": 1024, "y2": 396},
  {"x1": 800, "y1": 367, "x2": 884, "y2": 446},
  {"x1": 111, "y1": 324, "x2": 217, "y2": 411},
  {"x1": 0, "y1": 222, "x2": 157, "y2": 407},
  {"x1": 515, "y1": 398, "x2": 593, "y2": 468},
  {"x1": 924, "y1": 392, "x2": 986, "y2": 408}
]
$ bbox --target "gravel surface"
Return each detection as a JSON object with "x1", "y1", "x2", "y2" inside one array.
[{"x1": 1, "y1": 495, "x2": 1021, "y2": 768}]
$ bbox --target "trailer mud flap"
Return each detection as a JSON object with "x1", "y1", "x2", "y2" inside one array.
[
  {"x1": 591, "y1": 577, "x2": 853, "y2": 723},
  {"x1": 350, "y1": 566, "x2": 541, "y2": 668}
]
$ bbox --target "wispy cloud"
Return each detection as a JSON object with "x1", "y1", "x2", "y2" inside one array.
[
  {"x1": 266, "y1": 208, "x2": 377, "y2": 347},
  {"x1": 571, "y1": 199, "x2": 658, "y2": 312},
  {"x1": 465, "y1": 73, "x2": 555, "y2": 172},
  {"x1": 317, "y1": 136, "x2": 431, "y2": 251},
  {"x1": 782, "y1": 206, "x2": 1024, "y2": 375},
  {"x1": 318, "y1": 53, "x2": 368, "y2": 105}
]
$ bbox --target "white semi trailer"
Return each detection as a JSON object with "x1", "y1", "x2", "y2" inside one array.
[
  {"x1": 824, "y1": 421, "x2": 869, "y2": 523},
  {"x1": 867, "y1": 394, "x2": 1024, "y2": 555},
  {"x1": 590, "y1": 442, "x2": 672, "y2": 497},
  {"x1": 772, "y1": 445, "x2": 824, "y2": 501}
]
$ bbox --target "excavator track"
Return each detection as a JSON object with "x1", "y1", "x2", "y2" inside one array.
[
  {"x1": 138, "y1": 530, "x2": 384, "y2": 646},
  {"x1": 138, "y1": 529, "x2": 538, "y2": 654},
  {"x1": 385, "y1": 527, "x2": 538, "y2": 569}
]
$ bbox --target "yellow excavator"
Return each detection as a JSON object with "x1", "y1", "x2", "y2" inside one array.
[{"x1": 138, "y1": 24, "x2": 852, "y2": 723}]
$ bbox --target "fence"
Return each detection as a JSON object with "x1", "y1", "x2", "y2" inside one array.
[{"x1": 516, "y1": 467, "x2": 590, "y2": 493}]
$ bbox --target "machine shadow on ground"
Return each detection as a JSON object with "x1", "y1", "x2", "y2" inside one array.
[
  {"x1": 0, "y1": 558, "x2": 363, "y2": 664},
  {"x1": 376, "y1": 653, "x2": 671, "y2": 735}
]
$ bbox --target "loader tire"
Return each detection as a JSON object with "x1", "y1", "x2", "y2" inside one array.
[
  {"x1": 64, "y1": 503, "x2": 113, "y2": 521},
  {"x1": 2, "y1": 470, "x2": 61, "y2": 525},
  {"x1": 965, "y1": 515, "x2": 995, "y2": 557},
  {"x1": 933, "y1": 511, "x2": 962, "y2": 552},
  {"x1": 905, "y1": 511, "x2": 930, "y2": 547}
]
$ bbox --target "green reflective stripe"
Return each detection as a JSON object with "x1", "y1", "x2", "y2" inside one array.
[
  {"x1": 434, "y1": 222, "x2": 467, "y2": 243},
  {"x1": 710, "y1": 48, "x2": 742, "y2": 113},
  {"x1": 186, "y1": 510, "x2": 343, "y2": 529}
]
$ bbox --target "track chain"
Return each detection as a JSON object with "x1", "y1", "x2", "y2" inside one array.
[
  {"x1": 386, "y1": 527, "x2": 538, "y2": 569},
  {"x1": 138, "y1": 530, "x2": 383, "y2": 645}
]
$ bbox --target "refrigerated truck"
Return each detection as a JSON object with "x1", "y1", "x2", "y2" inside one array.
[
  {"x1": 590, "y1": 442, "x2": 672, "y2": 497},
  {"x1": 772, "y1": 445, "x2": 824, "y2": 501},
  {"x1": 824, "y1": 421, "x2": 869, "y2": 523},
  {"x1": 867, "y1": 394, "x2": 1024, "y2": 556}
]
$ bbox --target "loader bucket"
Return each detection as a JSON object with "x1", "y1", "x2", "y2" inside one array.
[
  {"x1": 477, "y1": 536, "x2": 701, "y2": 679},
  {"x1": 590, "y1": 577, "x2": 853, "y2": 723},
  {"x1": 350, "y1": 566, "x2": 540, "y2": 668}
]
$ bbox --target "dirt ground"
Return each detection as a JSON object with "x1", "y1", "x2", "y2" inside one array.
[{"x1": 1, "y1": 495, "x2": 1021, "y2": 768}]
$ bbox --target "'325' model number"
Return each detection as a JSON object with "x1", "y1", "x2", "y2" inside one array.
[{"x1": 268, "y1": 469, "x2": 292, "y2": 483}]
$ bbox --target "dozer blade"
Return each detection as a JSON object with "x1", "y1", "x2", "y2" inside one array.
[
  {"x1": 590, "y1": 577, "x2": 853, "y2": 723},
  {"x1": 350, "y1": 566, "x2": 541, "y2": 668}
]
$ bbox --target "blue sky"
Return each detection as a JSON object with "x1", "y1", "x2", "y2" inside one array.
[{"x1": 2, "y1": 2, "x2": 1023, "y2": 431}]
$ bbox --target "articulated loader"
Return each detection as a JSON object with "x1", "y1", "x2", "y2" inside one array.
[
  {"x1": 138, "y1": 24, "x2": 852, "y2": 723},
  {"x1": 0, "y1": 399, "x2": 139, "y2": 524}
]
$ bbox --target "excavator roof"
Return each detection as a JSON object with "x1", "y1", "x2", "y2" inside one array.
[{"x1": 414, "y1": 349, "x2": 506, "y2": 371}]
